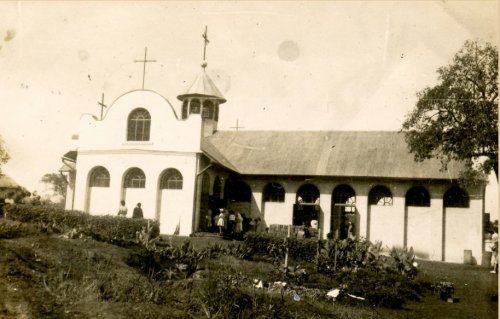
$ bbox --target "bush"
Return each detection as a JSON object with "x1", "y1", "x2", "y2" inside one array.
[
  {"x1": 244, "y1": 232, "x2": 323, "y2": 262},
  {"x1": 4, "y1": 204, "x2": 159, "y2": 244},
  {"x1": 0, "y1": 219, "x2": 38, "y2": 239}
]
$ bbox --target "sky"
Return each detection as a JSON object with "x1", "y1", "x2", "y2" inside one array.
[{"x1": 0, "y1": 1, "x2": 498, "y2": 212}]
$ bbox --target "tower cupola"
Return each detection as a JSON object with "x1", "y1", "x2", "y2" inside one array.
[{"x1": 177, "y1": 26, "x2": 226, "y2": 132}]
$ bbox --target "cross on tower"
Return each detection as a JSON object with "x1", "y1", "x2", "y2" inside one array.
[
  {"x1": 134, "y1": 47, "x2": 156, "y2": 89},
  {"x1": 230, "y1": 119, "x2": 245, "y2": 131},
  {"x1": 202, "y1": 26, "x2": 209, "y2": 62},
  {"x1": 98, "y1": 93, "x2": 107, "y2": 120}
]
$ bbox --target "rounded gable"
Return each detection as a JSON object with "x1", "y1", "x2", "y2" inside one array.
[{"x1": 104, "y1": 89, "x2": 178, "y2": 120}]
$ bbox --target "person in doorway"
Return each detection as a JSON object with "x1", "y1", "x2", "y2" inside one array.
[
  {"x1": 346, "y1": 220, "x2": 355, "y2": 240},
  {"x1": 132, "y1": 203, "x2": 143, "y2": 219},
  {"x1": 235, "y1": 212, "x2": 243, "y2": 234},
  {"x1": 228, "y1": 210, "x2": 236, "y2": 235},
  {"x1": 118, "y1": 200, "x2": 128, "y2": 217},
  {"x1": 216, "y1": 210, "x2": 225, "y2": 235}
]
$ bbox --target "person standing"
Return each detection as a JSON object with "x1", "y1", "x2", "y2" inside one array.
[
  {"x1": 228, "y1": 211, "x2": 236, "y2": 235},
  {"x1": 132, "y1": 203, "x2": 143, "y2": 219},
  {"x1": 491, "y1": 231, "x2": 498, "y2": 274},
  {"x1": 216, "y1": 210, "x2": 225, "y2": 234},
  {"x1": 118, "y1": 200, "x2": 128, "y2": 217},
  {"x1": 235, "y1": 212, "x2": 243, "y2": 234}
]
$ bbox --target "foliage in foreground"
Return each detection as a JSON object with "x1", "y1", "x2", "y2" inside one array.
[
  {"x1": 244, "y1": 232, "x2": 420, "y2": 308},
  {"x1": 4, "y1": 204, "x2": 159, "y2": 244}
]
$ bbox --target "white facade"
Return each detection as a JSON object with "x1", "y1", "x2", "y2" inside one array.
[{"x1": 70, "y1": 90, "x2": 204, "y2": 236}]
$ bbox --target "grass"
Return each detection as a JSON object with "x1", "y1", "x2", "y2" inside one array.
[{"x1": 0, "y1": 229, "x2": 497, "y2": 318}]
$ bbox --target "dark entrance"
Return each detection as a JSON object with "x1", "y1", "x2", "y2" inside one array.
[
  {"x1": 331, "y1": 185, "x2": 356, "y2": 239},
  {"x1": 293, "y1": 184, "x2": 320, "y2": 228}
]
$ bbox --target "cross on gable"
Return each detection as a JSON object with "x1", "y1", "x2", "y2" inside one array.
[
  {"x1": 98, "y1": 93, "x2": 107, "y2": 120},
  {"x1": 134, "y1": 47, "x2": 156, "y2": 89},
  {"x1": 230, "y1": 119, "x2": 245, "y2": 131}
]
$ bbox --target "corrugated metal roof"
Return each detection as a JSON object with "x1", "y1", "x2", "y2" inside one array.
[
  {"x1": 201, "y1": 131, "x2": 463, "y2": 179},
  {"x1": 0, "y1": 174, "x2": 20, "y2": 189},
  {"x1": 177, "y1": 69, "x2": 226, "y2": 103}
]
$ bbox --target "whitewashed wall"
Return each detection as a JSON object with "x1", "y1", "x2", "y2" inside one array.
[{"x1": 73, "y1": 89, "x2": 202, "y2": 236}]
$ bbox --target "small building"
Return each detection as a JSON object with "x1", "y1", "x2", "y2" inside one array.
[
  {"x1": 0, "y1": 173, "x2": 21, "y2": 200},
  {"x1": 62, "y1": 33, "x2": 486, "y2": 264}
]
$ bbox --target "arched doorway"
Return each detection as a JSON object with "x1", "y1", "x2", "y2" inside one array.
[
  {"x1": 122, "y1": 167, "x2": 146, "y2": 217},
  {"x1": 294, "y1": 184, "x2": 320, "y2": 228},
  {"x1": 368, "y1": 185, "x2": 395, "y2": 245},
  {"x1": 224, "y1": 179, "x2": 252, "y2": 217},
  {"x1": 198, "y1": 173, "x2": 211, "y2": 232},
  {"x1": 86, "y1": 166, "x2": 111, "y2": 215},
  {"x1": 157, "y1": 168, "x2": 183, "y2": 234},
  {"x1": 331, "y1": 184, "x2": 356, "y2": 239}
]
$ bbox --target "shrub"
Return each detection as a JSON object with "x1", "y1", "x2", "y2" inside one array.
[
  {"x1": 0, "y1": 219, "x2": 38, "y2": 239},
  {"x1": 4, "y1": 204, "x2": 159, "y2": 244},
  {"x1": 244, "y1": 232, "x2": 323, "y2": 262}
]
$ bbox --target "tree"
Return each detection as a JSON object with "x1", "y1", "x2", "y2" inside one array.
[
  {"x1": 0, "y1": 134, "x2": 10, "y2": 172},
  {"x1": 402, "y1": 40, "x2": 498, "y2": 184},
  {"x1": 41, "y1": 173, "x2": 67, "y2": 199}
]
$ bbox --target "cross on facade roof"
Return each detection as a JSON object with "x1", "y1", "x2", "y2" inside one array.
[
  {"x1": 134, "y1": 47, "x2": 156, "y2": 89},
  {"x1": 230, "y1": 119, "x2": 245, "y2": 131},
  {"x1": 98, "y1": 93, "x2": 107, "y2": 120}
]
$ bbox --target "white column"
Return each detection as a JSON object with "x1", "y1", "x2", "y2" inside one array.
[{"x1": 320, "y1": 193, "x2": 331, "y2": 239}]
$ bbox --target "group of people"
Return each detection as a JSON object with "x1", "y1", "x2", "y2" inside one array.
[
  {"x1": 117, "y1": 200, "x2": 143, "y2": 219},
  {"x1": 214, "y1": 208, "x2": 259, "y2": 238}
]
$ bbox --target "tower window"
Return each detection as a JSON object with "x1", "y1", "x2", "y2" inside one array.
[
  {"x1": 182, "y1": 100, "x2": 188, "y2": 119},
  {"x1": 190, "y1": 99, "x2": 201, "y2": 114},
  {"x1": 127, "y1": 108, "x2": 151, "y2": 141},
  {"x1": 124, "y1": 168, "x2": 146, "y2": 188},
  {"x1": 202, "y1": 100, "x2": 214, "y2": 119}
]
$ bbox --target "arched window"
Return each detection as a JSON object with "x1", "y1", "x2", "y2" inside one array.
[
  {"x1": 160, "y1": 168, "x2": 183, "y2": 190},
  {"x1": 189, "y1": 99, "x2": 201, "y2": 114},
  {"x1": 297, "y1": 184, "x2": 320, "y2": 204},
  {"x1": 89, "y1": 166, "x2": 110, "y2": 187},
  {"x1": 224, "y1": 179, "x2": 251, "y2": 202},
  {"x1": 202, "y1": 100, "x2": 214, "y2": 119},
  {"x1": 263, "y1": 182, "x2": 285, "y2": 202},
  {"x1": 368, "y1": 185, "x2": 393, "y2": 206},
  {"x1": 332, "y1": 184, "x2": 356, "y2": 212},
  {"x1": 124, "y1": 168, "x2": 146, "y2": 188},
  {"x1": 444, "y1": 187, "x2": 469, "y2": 208},
  {"x1": 127, "y1": 108, "x2": 151, "y2": 141},
  {"x1": 406, "y1": 186, "x2": 430, "y2": 207}
]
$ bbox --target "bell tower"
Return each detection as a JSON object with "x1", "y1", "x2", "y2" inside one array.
[{"x1": 177, "y1": 26, "x2": 226, "y2": 137}]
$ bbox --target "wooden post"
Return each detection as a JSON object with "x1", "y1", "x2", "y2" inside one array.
[
  {"x1": 284, "y1": 224, "x2": 291, "y2": 270},
  {"x1": 316, "y1": 228, "x2": 321, "y2": 267}
]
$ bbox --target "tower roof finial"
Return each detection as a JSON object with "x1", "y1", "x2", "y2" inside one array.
[{"x1": 202, "y1": 26, "x2": 209, "y2": 69}]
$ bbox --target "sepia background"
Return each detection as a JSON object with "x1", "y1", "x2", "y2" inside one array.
[{"x1": 0, "y1": 1, "x2": 498, "y2": 214}]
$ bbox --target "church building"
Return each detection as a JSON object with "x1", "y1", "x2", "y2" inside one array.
[{"x1": 61, "y1": 30, "x2": 486, "y2": 264}]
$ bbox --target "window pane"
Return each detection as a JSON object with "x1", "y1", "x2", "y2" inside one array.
[{"x1": 127, "y1": 108, "x2": 151, "y2": 141}]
